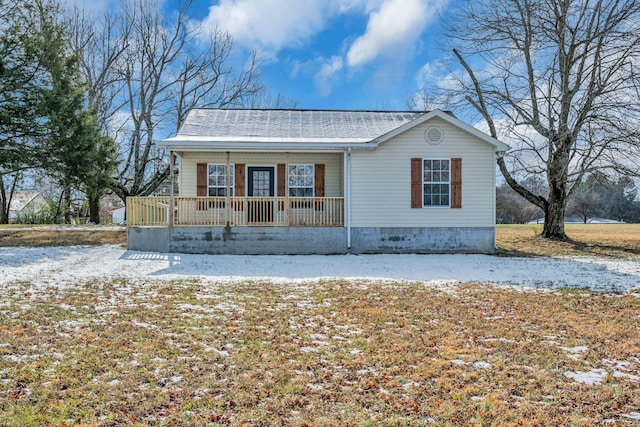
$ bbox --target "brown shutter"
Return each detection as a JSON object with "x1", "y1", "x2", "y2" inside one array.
[
  {"x1": 277, "y1": 163, "x2": 286, "y2": 211},
  {"x1": 314, "y1": 164, "x2": 325, "y2": 197},
  {"x1": 234, "y1": 164, "x2": 245, "y2": 196},
  {"x1": 234, "y1": 164, "x2": 245, "y2": 211},
  {"x1": 277, "y1": 164, "x2": 286, "y2": 196},
  {"x1": 314, "y1": 164, "x2": 325, "y2": 211},
  {"x1": 411, "y1": 158, "x2": 422, "y2": 208},
  {"x1": 196, "y1": 163, "x2": 207, "y2": 210},
  {"x1": 197, "y1": 163, "x2": 207, "y2": 196},
  {"x1": 451, "y1": 158, "x2": 462, "y2": 209}
]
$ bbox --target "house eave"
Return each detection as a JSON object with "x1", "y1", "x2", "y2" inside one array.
[
  {"x1": 370, "y1": 109, "x2": 511, "y2": 152},
  {"x1": 157, "y1": 139, "x2": 377, "y2": 152}
]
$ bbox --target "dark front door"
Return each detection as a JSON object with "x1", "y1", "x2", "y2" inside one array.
[{"x1": 247, "y1": 167, "x2": 275, "y2": 223}]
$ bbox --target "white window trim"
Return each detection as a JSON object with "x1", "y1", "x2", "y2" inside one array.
[
  {"x1": 288, "y1": 164, "x2": 315, "y2": 198},
  {"x1": 422, "y1": 158, "x2": 451, "y2": 208},
  {"x1": 207, "y1": 163, "x2": 234, "y2": 197}
]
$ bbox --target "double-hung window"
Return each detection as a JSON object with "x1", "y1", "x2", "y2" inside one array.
[
  {"x1": 288, "y1": 164, "x2": 314, "y2": 197},
  {"x1": 206, "y1": 164, "x2": 234, "y2": 209},
  {"x1": 208, "y1": 164, "x2": 234, "y2": 196},
  {"x1": 423, "y1": 159, "x2": 450, "y2": 207}
]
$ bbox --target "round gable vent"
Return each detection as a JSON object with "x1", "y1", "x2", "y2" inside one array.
[{"x1": 425, "y1": 126, "x2": 443, "y2": 144}]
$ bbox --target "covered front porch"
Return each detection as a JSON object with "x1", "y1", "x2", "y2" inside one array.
[{"x1": 126, "y1": 196, "x2": 344, "y2": 227}]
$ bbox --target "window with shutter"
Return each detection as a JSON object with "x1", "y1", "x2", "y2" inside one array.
[
  {"x1": 411, "y1": 158, "x2": 462, "y2": 208},
  {"x1": 196, "y1": 163, "x2": 234, "y2": 210}
]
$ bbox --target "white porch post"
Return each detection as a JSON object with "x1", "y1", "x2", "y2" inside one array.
[
  {"x1": 226, "y1": 151, "x2": 231, "y2": 226},
  {"x1": 346, "y1": 147, "x2": 352, "y2": 249},
  {"x1": 285, "y1": 152, "x2": 289, "y2": 226},
  {"x1": 169, "y1": 150, "x2": 175, "y2": 228}
]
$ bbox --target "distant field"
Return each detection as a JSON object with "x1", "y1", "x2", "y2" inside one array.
[
  {"x1": 1, "y1": 223, "x2": 639, "y2": 258},
  {"x1": 0, "y1": 226, "x2": 126, "y2": 247},
  {"x1": 496, "y1": 223, "x2": 640, "y2": 257}
]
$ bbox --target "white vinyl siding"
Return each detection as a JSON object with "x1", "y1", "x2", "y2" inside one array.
[
  {"x1": 179, "y1": 153, "x2": 343, "y2": 197},
  {"x1": 350, "y1": 117, "x2": 496, "y2": 228}
]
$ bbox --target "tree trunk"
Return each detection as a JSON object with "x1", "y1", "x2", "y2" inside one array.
[
  {"x1": 542, "y1": 153, "x2": 568, "y2": 239},
  {"x1": 63, "y1": 185, "x2": 72, "y2": 224},
  {"x1": 1, "y1": 173, "x2": 20, "y2": 224},
  {"x1": 543, "y1": 198, "x2": 567, "y2": 239},
  {"x1": 0, "y1": 176, "x2": 8, "y2": 224},
  {"x1": 88, "y1": 192, "x2": 101, "y2": 224}
]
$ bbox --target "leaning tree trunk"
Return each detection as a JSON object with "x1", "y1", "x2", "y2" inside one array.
[
  {"x1": 0, "y1": 199, "x2": 8, "y2": 224},
  {"x1": 0, "y1": 179, "x2": 8, "y2": 225}
]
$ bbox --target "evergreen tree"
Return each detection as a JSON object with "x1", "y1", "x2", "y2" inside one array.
[
  {"x1": 0, "y1": 1, "x2": 45, "y2": 222},
  {"x1": 1, "y1": 0, "x2": 117, "y2": 224}
]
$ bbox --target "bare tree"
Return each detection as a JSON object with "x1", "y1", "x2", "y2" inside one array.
[
  {"x1": 567, "y1": 190, "x2": 602, "y2": 223},
  {"x1": 68, "y1": 0, "x2": 264, "y2": 204},
  {"x1": 441, "y1": 0, "x2": 640, "y2": 238}
]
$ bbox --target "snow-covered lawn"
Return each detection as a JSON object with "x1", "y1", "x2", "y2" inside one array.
[
  {"x1": 1, "y1": 245, "x2": 639, "y2": 425},
  {"x1": 1, "y1": 245, "x2": 638, "y2": 292}
]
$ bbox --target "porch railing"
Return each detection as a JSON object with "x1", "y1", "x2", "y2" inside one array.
[{"x1": 126, "y1": 196, "x2": 344, "y2": 227}]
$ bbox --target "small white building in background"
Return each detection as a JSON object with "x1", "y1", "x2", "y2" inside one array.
[
  {"x1": 111, "y1": 206, "x2": 126, "y2": 225},
  {"x1": 8, "y1": 193, "x2": 46, "y2": 223}
]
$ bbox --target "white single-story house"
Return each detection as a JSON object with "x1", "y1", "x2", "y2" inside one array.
[
  {"x1": 8, "y1": 192, "x2": 46, "y2": 223},
  {"x1": 127, "y1": 108, "x2": 509, "y2": 254}
]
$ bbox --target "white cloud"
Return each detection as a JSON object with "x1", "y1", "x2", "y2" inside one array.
[
  {"x1": 314, "y1": 56, "x2": 344, "y2": 96},
  {"x1": 200, "y1": 0, "x2": 442, "y2": 61},
  {"x1": 200, "y1": 0, "x2": 448, "y2": 96},
  {"x1": 346, "y1": 0, "x2": 445, "y2": 67},
  {"x1": 200, "y1": 0, "x2": 344, "y2": 53}
]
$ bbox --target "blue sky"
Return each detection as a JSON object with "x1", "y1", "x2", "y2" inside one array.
[
  {"x1": 63, "y1": 0, "x2": 455, "y2": 110},
  {"x1": 187, "y1": 0, "x2": 452, "y2": 110}
]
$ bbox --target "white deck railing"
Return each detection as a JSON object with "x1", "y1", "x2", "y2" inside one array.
[{"x1": 126, "y1": 196, "x2": 344, "y2": 227}]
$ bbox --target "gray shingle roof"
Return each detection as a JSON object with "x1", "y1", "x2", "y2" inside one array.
[{"x1": 173, "y1": 109, "x2": 424, "y2": 143}]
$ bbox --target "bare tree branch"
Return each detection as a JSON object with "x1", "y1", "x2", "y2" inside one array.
[{"x1": 440, "y1": 0, "x2": 640, "y2": 238}]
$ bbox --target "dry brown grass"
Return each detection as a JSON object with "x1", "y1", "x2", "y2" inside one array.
[
  {"x1": 0, "y1": 226, "x2": 126, "y2": 247},
  {"x1": 0, "y1": 278, "x2": 639, "y2": 426},
  {"x1": 1, "y1": 225, "x2": 639, "y2": 425},
  {"x1": 2, "y1": 223, "x2": 640, "y2": 260},
  {"x1": 497, "y1": 224, "x2": 640, "y2": 258}
]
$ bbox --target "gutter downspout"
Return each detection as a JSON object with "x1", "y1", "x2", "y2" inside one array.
[
  {"x1": 169, "y1": 151, "x2": 175, "y2": 227},
  {"x1": 346, "y1": 147, "x2": 352, "y2": 250},
  {"x1": 494, "y1": 151, "x2": 505, "y2": 251},
  {"x1": 169, "y1": 150, "x2": 175, "y2": 253}
]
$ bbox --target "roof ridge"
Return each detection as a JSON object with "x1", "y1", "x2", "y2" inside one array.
[{"x1": 190, "y1": 108, "x2": 427, "y2": 114}]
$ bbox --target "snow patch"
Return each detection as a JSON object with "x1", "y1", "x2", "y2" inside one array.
[
  {"x1": 564, "y1": 369, "x2": 608, "y2": 385},
  {"x1": 473, "y1": 361, "x2": 492, "y2": 369},
  {"x1": 1, "y1": 246, "x2": 639, "y2": 292}
]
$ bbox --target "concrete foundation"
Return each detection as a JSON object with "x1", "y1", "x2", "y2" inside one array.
[
  {"x1": 129, "y1": 226, "x2": 346, "y2": 255},
  {"x1": 350, "y1": 227, "x2": 495, "y2": 254},
  {"x1": 128, "y1": 226, "x2": 495, "y2": 255},
  {"x1": 127, "y1": 226, "x2": 170, "y2": 252}
]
